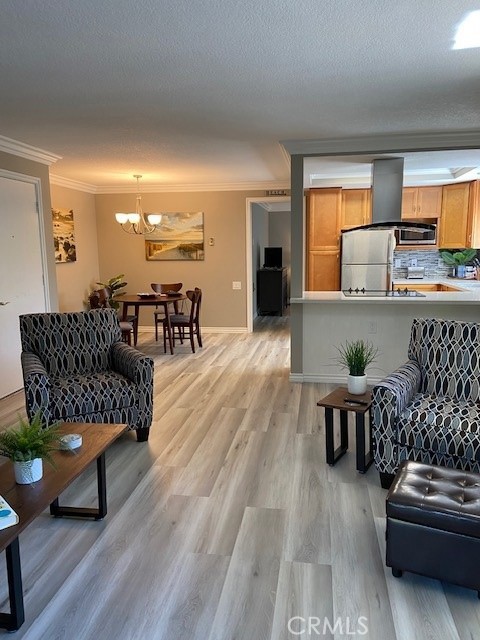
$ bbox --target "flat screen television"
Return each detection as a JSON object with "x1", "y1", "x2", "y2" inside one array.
[{"x1": 264, "y1": 247, "x2": 282, "y2": 268}]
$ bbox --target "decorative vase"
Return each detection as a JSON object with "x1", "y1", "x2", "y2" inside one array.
[
  {"x1": 14, "y1": 458, "x2": 43, "y2": 484},
  {"x1": 347, "y1": 374, "x2": 367, "y2": 396}
]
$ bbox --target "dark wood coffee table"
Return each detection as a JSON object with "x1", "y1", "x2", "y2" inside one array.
[
  {"x1": 0, "y1": 422, "x2": 127, "y2": 631},
  {"x1": 317, "y1": 387, "x2": 373, "y2": 474}
]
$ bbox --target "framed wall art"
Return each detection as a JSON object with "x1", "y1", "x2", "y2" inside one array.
[
  {"x1": 145, "y1": 211, "x2": 204, "y2": 261},
  {"x1": 52, "y1": 207, "x2": 76, "y2": 263}
]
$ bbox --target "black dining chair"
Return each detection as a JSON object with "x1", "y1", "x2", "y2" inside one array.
[
  {"x1": 158, "y1": 288, "x2": 202, "y2": 353},
  {"x1": 88, "y1": 288, "x2": 138, "y2": 346},
  {"x1": 151, "y1": 282, "x2": 183, "y2": 339}
]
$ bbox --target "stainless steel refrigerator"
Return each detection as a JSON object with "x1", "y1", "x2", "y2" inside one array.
[{"x1": 341, "y1": 229, "x2": 396, "y2": 291}]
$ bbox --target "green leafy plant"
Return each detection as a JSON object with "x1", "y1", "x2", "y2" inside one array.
[
  {"x1": 440, "y1": 249, "x2": 477, "y2": 266},
  {"x1": 335, "y1": 339, "x2": 379, "y2": 376},
  {"x1": 96, "y1": 273, "x2": 127, "y2": 310},
  {"x1": 0, "y1": 411, "x2": 61, "y2": 466}
]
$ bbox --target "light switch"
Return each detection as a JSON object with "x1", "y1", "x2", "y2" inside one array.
[
  {"x1": 232, "y1": 281, "x2": 241, "y2": 290},
  {"x1": 208, "y1": 237, "x2": 215, "y2": 246}
]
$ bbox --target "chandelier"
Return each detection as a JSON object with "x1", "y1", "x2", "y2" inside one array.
[{"x1": 114, "y1": 175, "x2": 162, "y2": 235}]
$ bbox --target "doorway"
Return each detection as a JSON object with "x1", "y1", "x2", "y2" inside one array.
[
  {"x1": 0, "y1": 171, "x2": 50, "y2": 398},
  {"x1": 245, "y1": 197, "x2": 291, "y2": 331}
]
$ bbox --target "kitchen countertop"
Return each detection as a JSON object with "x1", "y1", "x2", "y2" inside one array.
[{"x1": 291, "y1": 278, "x2": 480, "y2": 304}]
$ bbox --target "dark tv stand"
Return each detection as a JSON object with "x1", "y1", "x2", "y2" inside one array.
[{"x1": 257, "y1": 267, "x2": 287, "y2": 315}]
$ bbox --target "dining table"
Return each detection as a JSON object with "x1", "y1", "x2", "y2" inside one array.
[{"x1": 120, "y1": 293, "x2": 187, "y2": 354}]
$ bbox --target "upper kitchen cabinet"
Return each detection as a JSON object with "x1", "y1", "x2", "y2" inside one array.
[
  {"x1": 340, "y1": 189, "x2": 371, "y2": 229},
  {"x1": 306, "y1": 188, "x2": 341, "y2": 290},
  {"x1": 401, "y1": 186, "x2": 443, "y2": 219},
  {"x1": 438, "y1": 182, "x2": 479, "y2": 248}
]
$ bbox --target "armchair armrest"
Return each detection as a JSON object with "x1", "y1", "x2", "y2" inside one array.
[
  {"x1": 20, "y1": 352, "x2": 52, "y2": 426},
  {"x1": 111, "y1": 343, "x2": 154, "y2": 385},
  {"x1": 372, "y1": 360, "x2": 421, "y2": 474},
  {"x1": 111, "y1": 343, "x2": 154, "y2": 428}
]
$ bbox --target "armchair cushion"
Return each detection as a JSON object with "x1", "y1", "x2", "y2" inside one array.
[
  {"x1": 408, "y1": 318, "x2": 480, "y2": 401},
  {"x1": 51, "y1": 371, "x2": 137, "y2": 417},
  {"x1": 20, "y1": 309, "x2": 121, "y2": 378},
  {"x1": 397, "y1": 393, "x2": 480, "y2": 461}
]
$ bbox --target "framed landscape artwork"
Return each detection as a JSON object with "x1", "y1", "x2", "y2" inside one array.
[
  {"x1": 52, "y1": 207, "x2": 77, "y2": 262},
  {"x1": 145, "y1": 212, "x2": 204, "y2": 261}
]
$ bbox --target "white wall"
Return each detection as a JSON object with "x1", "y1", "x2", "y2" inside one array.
[{"x1": 293, "y1": 300, "x2": 480, "y2": 383}]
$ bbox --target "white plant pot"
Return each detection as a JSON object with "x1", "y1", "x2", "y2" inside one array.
[
  {"x1": 347, "y1": 374, "x2": 367, "y2": 396},
  {"x1": 14, "y1": 458, "x2": 43, "y2": 484}
]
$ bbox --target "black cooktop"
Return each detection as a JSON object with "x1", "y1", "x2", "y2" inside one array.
[{"x1": 343, "y1": 287, "x2": 426, "y2": 298}]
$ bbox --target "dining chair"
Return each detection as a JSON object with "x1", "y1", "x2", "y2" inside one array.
[
  {"x1": 158, "y1": 288, "x2": 202, "y2": 353},
  {"x1": 151, "y1": 282, "x2": 183, "y2": 334},
  {"x1": 88, "y1": 288, "x2": 137, "y2": 345}
]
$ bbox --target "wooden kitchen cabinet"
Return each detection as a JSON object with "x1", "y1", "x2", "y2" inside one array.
[
  {"x1": 408, "y1": 284, "x2": 438, "y2": 291},
  {"x1": 409, "y1": 283, "x2": 463, "y2": 292},
  {"x1": 340, "y1": 189, "x2": 371, "y2": 229},
  {"x1": 439, "y1": 182, "x2": 477, "y2": 248},
  {"x1": 401, "y1": 186, "x2": 443, "y2": 219},
  {"x1": 308, "y1": 250, "x2": 339, "y2": 291},
  {"x1": 306, "y1": 188, "x2": 341, "y2": 290}
]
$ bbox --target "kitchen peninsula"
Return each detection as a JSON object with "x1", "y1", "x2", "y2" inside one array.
[{"x1": 290, "y1": 279, "x2": 480, "y2": 383}]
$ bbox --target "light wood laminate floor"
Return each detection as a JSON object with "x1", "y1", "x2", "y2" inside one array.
[{"x1": 0, "y1": 317, "x2": 479, "y2": 639}]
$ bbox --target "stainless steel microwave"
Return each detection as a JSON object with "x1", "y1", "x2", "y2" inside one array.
[{"x1": 398, "y1": 225, "x2": 437, "y2": 245}]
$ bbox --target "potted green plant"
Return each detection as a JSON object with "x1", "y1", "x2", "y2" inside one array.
[
  {"x1": 440, "y1": 249, "x2": 477, "y2": 278},
  {"x1": 96, "y1": 273, "x2": 127, "y2": 310},
  {"x1": 0, "y1": 412, "x2": 61, "y2": 484},
  {"x1": 335, "y1": 339, "x2": 379, "y2": 395}
]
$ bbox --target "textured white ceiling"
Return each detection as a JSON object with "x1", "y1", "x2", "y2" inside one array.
[{"x1": 1, "y1": 1, "x2": 479, "y2": 187}]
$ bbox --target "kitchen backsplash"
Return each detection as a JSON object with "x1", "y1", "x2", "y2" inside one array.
[{"x1": 392, "y1": 249, "x2": 480, "y2": 279}]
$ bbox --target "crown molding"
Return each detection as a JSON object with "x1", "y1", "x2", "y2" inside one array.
[
  {"x1": 47, "y1": 175, "x2": 291, "y2": 194},
  {"x1": 281, "y1": 130, "x2": 480, "y2": 156},
  {"x1": 279, "y1": 143, "x2": 291, "y2": 169},
  {"x1": 49, "y1": 174, "x2": 97, "y2": 193},
  {"x1": 256, "y1": 198, "x2": 291, "y2": 212},
  {"x1": 95, "y1": 180, "x2": 291, "y2": 194},
  {"x1": 0, "y1": 135, "x2": 62, "y2": 165}
]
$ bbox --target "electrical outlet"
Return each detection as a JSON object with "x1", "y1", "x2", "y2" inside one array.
[
  {"x1": 208, "y1": 237, "x2": 215, "y2": 246},
  {"x1": 394, "y1": 258, "x2": 401, "y2": 268},
  {"x1": 368, "y1": 321, "x2": 377, "y2": 334},
  {"x1": 232, "y1": 281, "x2": 241, "y2": 290},
  {"x1": 410, "y1": 258, "x2": 418, "y2": 267}
]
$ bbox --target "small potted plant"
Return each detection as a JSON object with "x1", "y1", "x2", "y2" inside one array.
[
  {"x1": 440, "y1": 249, "x2": 477, "y2": 278},
  {"x1": 0, "y1": 412, "x2": 61, "y2": 484},
  {"x1": 335, "y1": 339, "x2": 379, "y2": 395}
]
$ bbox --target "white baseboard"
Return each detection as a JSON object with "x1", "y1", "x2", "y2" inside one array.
[{"x1": 139, "y1": 326, "x2": 248, "y2": 334}]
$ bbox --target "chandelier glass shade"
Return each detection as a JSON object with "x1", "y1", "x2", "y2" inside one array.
[{"x1": 115, "y1": 175, "x2": 162, "y2": 235}]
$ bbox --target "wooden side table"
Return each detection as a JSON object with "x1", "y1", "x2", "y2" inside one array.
[{"x1": 317, "y1": 386, "x2": 373, "y2": 473}]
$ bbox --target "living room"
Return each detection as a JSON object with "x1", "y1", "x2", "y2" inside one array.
[{"x1": 2, "y1": 2, "x2": 480, "y2": 639}]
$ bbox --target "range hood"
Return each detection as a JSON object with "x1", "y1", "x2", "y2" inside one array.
[{"x1": 344, "y1": 157, "x2": 436, "y2": 233}]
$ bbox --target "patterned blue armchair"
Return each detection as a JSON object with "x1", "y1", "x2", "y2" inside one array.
[
  {"x1": 372, "y1": 318, "x2": 480, "y2": 488},
  {"x1": 20, "y1": 309, "x2": 154, "y2": 442}
]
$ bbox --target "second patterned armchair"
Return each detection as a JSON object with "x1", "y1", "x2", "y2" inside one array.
[
  {"x1": 372, "y1": 318, "x2": 480, "y2": 488},
  {"x1": 19, "y1": 309, "x2": 154, "y2": 441}
]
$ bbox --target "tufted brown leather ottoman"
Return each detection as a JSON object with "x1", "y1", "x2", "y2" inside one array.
[{"x1": 386, "y1": 460, "x2": 480, "y2": 597}]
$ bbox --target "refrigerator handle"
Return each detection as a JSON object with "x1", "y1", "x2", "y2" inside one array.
[{"x1": 388, "y1": 232, "x2": 396, "y2": 260}]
